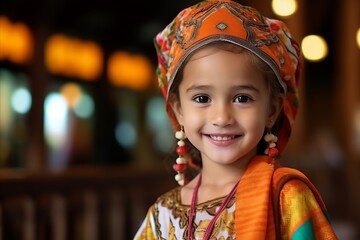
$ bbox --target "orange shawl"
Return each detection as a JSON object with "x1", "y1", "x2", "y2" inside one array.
[{"x1": 235, "y1": 156, "x2": 338, "y2": 239}]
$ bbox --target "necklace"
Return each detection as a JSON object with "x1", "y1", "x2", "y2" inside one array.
[{"x1": 187, "y1": 174, "x2": 240, "y2": 240}]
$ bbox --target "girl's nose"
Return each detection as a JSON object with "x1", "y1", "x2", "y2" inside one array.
[{"x1": 211, "y1": 103, "x2": 235, "y2": 127}]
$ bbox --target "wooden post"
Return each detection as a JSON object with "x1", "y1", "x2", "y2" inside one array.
[{"x1": 335, "y1": 0, "x2": 360, "y2": 228}]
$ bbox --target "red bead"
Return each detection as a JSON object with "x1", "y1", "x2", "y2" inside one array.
[
  {"x1": 176, "y1": 146, "x2": 187, "y2": 155},
  {"x1": 268, "y1": 147, "x2": 279, "y2": 157},
  {"x1": 173, "y1": 163, "x2": 187, "y2": 172},
  {"x1": 270, "y1": 22, "x2": 280, "y2": 31}
]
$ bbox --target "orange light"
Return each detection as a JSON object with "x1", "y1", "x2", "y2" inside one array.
[
  {"x1": 0, "y1": 16, "x2": 33, "y2": 64},
  {"x1": 0, "y1": 17, "x2": 11, "y2": 60},
  {"x1": 45, "y1": 34, "x2": 103, "y2": 80},
  {"x1": 108, "y1": 51, "x2": 153, "y2": 90},
  {"x1": 60, "y1": 82, "x2": 82, "y2": 109},
  {"x1": 77, "y1": 42, "x2": 103, "y2": 80},
  {"x1": 45, "y1": 34, "x2": 68, "y2": 74}
]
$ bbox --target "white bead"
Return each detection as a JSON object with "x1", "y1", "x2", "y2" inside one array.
[
  {"x1": 269, "y1": 142, "x2": 276, "y2": 148},
  {"x1": 264, "y1": 134, "x2": 272, "y2": 142},
  {"x1": 176, "y1": 157, "x2": 187, "y2": 164},
  {"x1": 175, "y1": 130, "x2": 185, "y2": 140},
  {"x1": 178, "y1": 179, "x2": 185, "y2": 186},
  {"x1": 177, "y1": 140, "x2": 185, "y2": 146},
  {"x1": 175, "y1": 173, "x2": 184, "y2": 181},
  {"x1": 264, "y1": 133, "x2": 277, "y2": 143}
]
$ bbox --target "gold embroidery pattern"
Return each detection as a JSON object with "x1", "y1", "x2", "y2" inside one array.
[{"x1": 156, "y1": 187, "x2": 236, "y2": 239}]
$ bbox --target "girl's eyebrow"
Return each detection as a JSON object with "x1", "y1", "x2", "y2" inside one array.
[
  {"x1": 185, "y1": 84, "x2": 212, "y2": 93},
  {"x1": 186, "y1": 84, "x2": 260, "y2": 93},
  {"x1": 232, "y1": 85, "x2": 260, "y2": 93}
]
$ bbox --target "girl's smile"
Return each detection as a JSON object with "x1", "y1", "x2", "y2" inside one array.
[{"x1": 206, "y1": 134, "x2": 241, "y2": 147}]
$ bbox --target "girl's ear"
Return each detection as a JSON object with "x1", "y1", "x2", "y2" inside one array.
[
  {"x1": 171, "y1": 100, "x2": 184, "y2": 125},
  {"x1": 267, "y1": 94, "x2": 285, "y2": 127}
]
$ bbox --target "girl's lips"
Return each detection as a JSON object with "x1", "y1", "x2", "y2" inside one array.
[{"x1": 206, "y1": 134, "x2": 241, "y2": 146}]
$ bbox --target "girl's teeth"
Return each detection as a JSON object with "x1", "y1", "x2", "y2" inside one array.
[{"x1": 210, "y1": 135, "x2": 234, "y2": 141}]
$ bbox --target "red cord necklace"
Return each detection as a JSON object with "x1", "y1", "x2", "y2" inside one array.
[{"x1": 187, "y1": 174, "x2": 240, "y2": 240}]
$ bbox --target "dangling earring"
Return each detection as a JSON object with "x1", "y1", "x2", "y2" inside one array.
[
  {"x1": 264, "y1": 127, "x2": 279, "y2": 166},
  {"x1": 173, "y1": 126, "x2": 188, "y2": 186}
]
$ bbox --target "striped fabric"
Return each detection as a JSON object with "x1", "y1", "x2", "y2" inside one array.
[{"x1": 235, "y1": 156, "x2": 338, "y2": 239}]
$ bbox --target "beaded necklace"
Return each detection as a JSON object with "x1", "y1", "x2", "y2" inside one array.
[{"x1": 187, "y1": 174, "x2": 240, "y2": 239}]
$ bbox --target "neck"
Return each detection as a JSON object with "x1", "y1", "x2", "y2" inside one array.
[{"x1": 200, "y1": 153, "x2": 255, "y2": 186}]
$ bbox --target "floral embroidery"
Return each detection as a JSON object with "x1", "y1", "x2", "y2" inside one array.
[{"x1": 150, "y1": 187, "x2": 236, "y2": 239}]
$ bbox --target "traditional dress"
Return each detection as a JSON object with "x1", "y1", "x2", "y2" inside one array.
[
  {"x1": 134, "y1": 156, "x2": 337, "y2": 239},
  {"x1": 135, "y1": 187, "x2": 236, "y2": 239}
]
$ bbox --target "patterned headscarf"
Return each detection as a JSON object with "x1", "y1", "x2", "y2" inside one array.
[{"x1": 154, "y1": 0, "x2": 302, "y2": 153}]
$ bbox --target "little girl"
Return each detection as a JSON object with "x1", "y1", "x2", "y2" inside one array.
[{"x1": 135, "y1": 0, "x2": 338, "y2": 239}]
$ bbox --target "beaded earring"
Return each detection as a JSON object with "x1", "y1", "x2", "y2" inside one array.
[
  {"x1": 264, "y1": 128, "x2": 279, "y2": 166},
  {"x1": 173, "y1": 126, "x2": 188, "y2": 186}
]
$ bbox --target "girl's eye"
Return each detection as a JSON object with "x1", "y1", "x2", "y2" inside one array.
[
  {"x1": 193, "y1": 95, "x2": 210, "y2": 103},
  {"x1": 234, "y1": 95, "x2": 252, "y2": 103}
]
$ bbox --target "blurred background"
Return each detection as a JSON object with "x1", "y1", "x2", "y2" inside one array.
[{"x1": 0, "y1": 0, "x2": 359, "y2": 239}]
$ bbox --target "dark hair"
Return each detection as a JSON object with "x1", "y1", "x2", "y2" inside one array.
[{"x1": 168, "y1": 42, "x2": 284, "y2": 168}]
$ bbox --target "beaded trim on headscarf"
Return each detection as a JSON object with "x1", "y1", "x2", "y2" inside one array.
[{"x1": 154, "y1": 0, "x2": 302, "y2": 153}]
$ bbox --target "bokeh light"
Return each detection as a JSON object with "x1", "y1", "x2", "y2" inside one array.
[
  {"x1": 60, "y1": 82, "x2": 82, "y2": 108},
  {"x1": 0, "y1": 70, "x2": 14, "y2": 133},
  {"x1": 108, "y1": 51, "x2": 153, "y2": 90},
  {"x1": 146, "y1": 96, "x2": 175, "y2": 153},
  {"x1": 45, "y1": 34, "x2": 103, "y2": 80},
  {"x1": 11, "y1": 87, "x2": 32, "y2": 114},
  {"x1": 44, "y1": 93, "x2": 69, "y2": 148},
  {"x1": 115, "y1": 121, "x2": 136, "y2": 149},
  {"x1": 73, "y1": 93, "x2": 94, "y2": 119},
  {"x1": 301, "y1": 35, "x2": 328, "y2": 62},
  {"x1": 356, "y1": 28, "x2": 360, "y2": 49},
  {"x1": 271, "y1": 0, "x2": 298, "y2": 17},
  {"x1": 0, "y1": 16, "x2": 33, "y2": 64}
]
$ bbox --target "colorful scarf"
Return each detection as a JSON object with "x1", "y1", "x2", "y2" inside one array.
[{"x1": 235, "y1": 155, "x2": 337, "y2": 239}]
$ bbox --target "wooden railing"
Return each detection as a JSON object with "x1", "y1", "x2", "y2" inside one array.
[{"x1": 0, "y1": 165, "x2": 176, "y2": 240}]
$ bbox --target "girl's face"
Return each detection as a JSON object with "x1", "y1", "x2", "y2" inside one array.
[{"x1": 172, "y1": 46, "x2": 282, "y2": 166}]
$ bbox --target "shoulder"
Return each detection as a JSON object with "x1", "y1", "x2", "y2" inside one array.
[
  {"x1": 274, "y1": 167, "x2": 321, "y2": 205},
  {"x1": 273, "y1": 166, "x2": 328, "y2": 211},
  {"x1": 273, "y1": 166, "x2": 308, "y2": 185},
  {"x1": 275, "y1": 170, "x2": 327, "y2": 214},
  {"x1": 149, "y1": 186, "x2": 190, "y2": 220},
  {"x1": 279, "y1": 178, "x2": 317, "y2": 205},
  {"x1": 276, "y1": 173, "x2": 337, "y2": 239},
  {"x1": 153, "y1": 186, "x2": 182, "y2": 208}
]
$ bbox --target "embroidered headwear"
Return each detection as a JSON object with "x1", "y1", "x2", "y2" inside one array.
[{"x1": 154, "y1": 0, "x2": 302, "y2": 153}]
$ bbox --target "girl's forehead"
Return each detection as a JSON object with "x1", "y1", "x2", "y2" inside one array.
[{"x1": 181, "y1": 50, "x2": 268, "y2": 90}]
